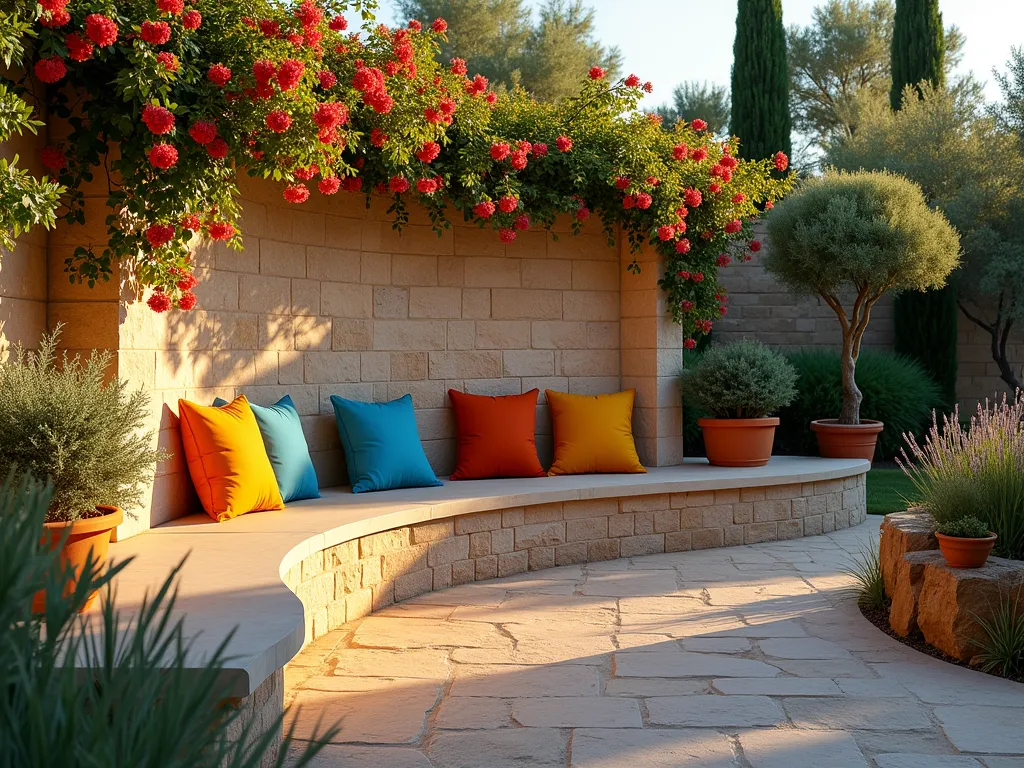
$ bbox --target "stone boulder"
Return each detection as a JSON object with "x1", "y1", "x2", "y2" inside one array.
[
  {"x1": 880, "y1": 511, "x2": 937, "y2": 598},
  {"x1": 916, "y1": 555, "x2": 1024, "y2": 661},
  {"x1": 889, "y1": 550, "x2": 938, "y2": 637}
]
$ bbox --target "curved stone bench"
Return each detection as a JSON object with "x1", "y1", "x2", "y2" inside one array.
[{"x1": 101, "y1": 456, "x2": 868, "y2": 736}]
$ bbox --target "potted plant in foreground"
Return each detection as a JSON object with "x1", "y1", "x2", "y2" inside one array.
[
  {"x1": 934, "y1": 516, "x2": 998, "y2": 568},
  {"x1": 0, "y1": 327, "x2": 164, "y2": 611},
  {"x1": 680, "y1": 340, "x2": 798, "y2": 467},
  {"x1": 765, "y1": 170, "x2": 960, "y2": 460}
]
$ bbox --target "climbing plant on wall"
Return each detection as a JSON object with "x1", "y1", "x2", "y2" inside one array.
[{"x1": 4, "y1": 0, "x2": 791, "y2": 346}]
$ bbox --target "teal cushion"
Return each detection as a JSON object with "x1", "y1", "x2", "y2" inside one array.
[
  {"x1": 212, "y1": 395, "x2": 320, "y2": 502},
  {"x1": 329, "y1": 393, "x2": 443, "y2": 494}
]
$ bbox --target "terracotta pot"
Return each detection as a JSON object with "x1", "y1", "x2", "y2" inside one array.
[
  {"x1": 32, "y1": 505, "x2": 123, "y2": 613},
  {"x1": 810, "y1": 419, "x2": 884, "y2": 462},
  {"x1": 698, "y1": 417, "x2": 780, "y2": 468},
  {"x1": 935, "y1": 531, "x2": 998, "y2": 569}
]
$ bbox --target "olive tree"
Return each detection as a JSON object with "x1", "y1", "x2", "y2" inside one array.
[{"x1": 765, "y1": 170, "x2": 960, "y2": 423}]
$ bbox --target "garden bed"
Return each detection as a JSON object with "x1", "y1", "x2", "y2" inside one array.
[{"x1": 859, "y1": 600, "x2": 1024, "y2": 685}]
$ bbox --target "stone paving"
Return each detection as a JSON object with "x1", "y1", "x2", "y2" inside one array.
[{"x1": 284, "y1": 519, "x2": 1024, "y2": 767}]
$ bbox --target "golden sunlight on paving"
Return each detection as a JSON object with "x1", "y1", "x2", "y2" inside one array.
[{"x1": 284, "y1": 521, "x2": 1024, "y2": 767}]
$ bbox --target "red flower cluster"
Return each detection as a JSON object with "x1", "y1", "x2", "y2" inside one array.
[
  {"x1": 178, "y1": 291, "x2": 198, "y2": 310},
  {"x1": 416, "y1": 176, "x2": 442, "y2": 194},
  {"x1": 182, "y1": 10, "x2": 202, "y2": 29},
  {"x1": 691, "y1": 118, "x2": 707, "y2": 131},
  {"x1": 283, "y1": 183, "x2": 310, "y2": 203},
  {"x1": 188, "y1": 120, "x2": 217, "y2": 144},
  {"x1": 490, "y1": 142, "x2": 510, "y2": 161},
  {"x1": 41, "y1": 146, "x2": 66, "y2": 171},
  {"x1": 200, "y1": 135, "x2": 227, "y2": 157},
  {"x1": 313, "y1": 102, "x2": 348, "y2": 130},
  {"x1": 142, "y1": 104, "x2": 175, "y2": 135},
  {"x1": 34, "y1": 56, "x2": 66, "y2": 83},
  {"x1": 432, "y1": 18, "x2": 447, "y2": 33},
  {"x1": 156, "y1": 0, "x2": 184, "y2": 14},
  {"x1": 498, "y1": 196, "x2": 518, "y2": 213},
  {"x1": 328, "y1": 15, "x2": 347, "y2": 31},
  {"x1": 157, "y1": 52, "x2": 179, "y2": 70},
  {"x1": 724, "y1": 219, "x2": 742, "y2": 234},
  {"x1": 353, "y1": 65, "x2": 392, "y2": 113},
  {"x1": 675, "y1": 239, "x2": 691, "y2": 254},
  {"x1": 207, "y1": 64, "x2": 231, "y2": 86},
  {"x1": 318, "y1": 175, "x2": 341, "y2": 195},
  {"x1": 85, "y1": 13, "x2": 118, "y2": 46},
  {"x1": 624, "y1": 74, "x2": 640, "y2": 87},
  {"x1": 450, "y1": 58, "x2": 467, "y2": 76},
  {"x1": 266, "y1": 110, "x2": 292, "y2": 133},
  {"x1": 588, "y1": 66, "x2": 605, "y2": 80},
  {"x1": 66, "y1": 33, "x2": 94, "y2": 62},
  {"x1": 147, "y1": 292, "x2": 172, "y2": 312},
  {"x1": 181, "y1": 214, "x2": 201, "y2": 231},
  {"x1": 473, "y1": 201, "x2": 495, "y2": 219},
  {"x1": 556, "y1": 135, "x2": 572, "y2": 152},
  {"x1": 416, "y1": 141, "x2": 441, "y2": 163},
  {"x1": 146, "y1": 223, "x2": 176, "y2": 248},
  {"x1": 389, "y1": 175, "x2": 410, "y2": 193},
  {"x1": 749, "y1": 240, "x2": 761, "y2": 252},
  {"x1": 657, "y1": 225, "x2": 675, "y2": 242},
  {"x1": 208, "y1": 221, "x2": 235, "y2": 240},
  {"x1": 148, "y1": 143, "x2": 178, "y2": 169},
  {"x1": 141, "y1": 21, "x2": 172, "y2": 45},
  {"x1": 318, "y1": 70, "x2": 337, "y2": 88},
  {"x1": 464, "y1": 74, "x2": 488, "y2": 96},
  {"x1": 683, "y1": 188, "x2": 702, "y2": 208},
  {"x1": 277, "y1": 59, "x2": 304, "y2": 91}
]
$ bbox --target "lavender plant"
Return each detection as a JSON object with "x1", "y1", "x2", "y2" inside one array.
[{"x1": 899, "y1": 393, "x2": 1024, "y2": 560}]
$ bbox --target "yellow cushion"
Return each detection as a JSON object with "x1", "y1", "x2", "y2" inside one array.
[
  {"x1": 545, "y1": 389, "x2": 646, "y2": 475},
  {"x1": 178, "y1": 395, "x2": 284, "y2": 521}
]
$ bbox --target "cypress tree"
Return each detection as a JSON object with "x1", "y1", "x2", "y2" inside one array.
[
  {"x1": 890, "y1": 0, "x2": 946, "y2": 110},
  {"x1": 890, "y1": 0, "x2": 958, "y2": 407},
  {"x1": 730, "y1": 0, "x2": 791, "y2": 161}
]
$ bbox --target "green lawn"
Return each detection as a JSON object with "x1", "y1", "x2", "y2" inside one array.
[{"x1": 866, "y1": 467, "x2": 919, "y2": 515}]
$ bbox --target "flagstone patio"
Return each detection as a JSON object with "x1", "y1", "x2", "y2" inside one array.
[{"x1": 283, "y1": 519, "x2": 1024, "y2": 767}]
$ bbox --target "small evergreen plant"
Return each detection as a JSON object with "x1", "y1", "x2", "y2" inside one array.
[
  {"x1": 679, "y1": 339, "x2": 797, "y2": 419},
  {"x1": 0, "y1": 326, "x2": 165, "y2": 522}
]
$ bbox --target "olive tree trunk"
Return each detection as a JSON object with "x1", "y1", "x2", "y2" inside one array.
[{"x1": 823, "y1": 287, "x2": 885, "y2": 425}]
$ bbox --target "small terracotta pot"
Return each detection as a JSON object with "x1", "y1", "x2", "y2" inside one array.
[
  {"x1": 810, "y1": 419, "x2": 884, "y2": 462},
  {"x1": 32, "y1": 505, "x2": 123, "y2": 613},
  {"x1": 935, "y1": 531, "x2": 998, "y2": 568},
  {"x1": 698, "y1": 417, "x2": 780, "y2": 468}
]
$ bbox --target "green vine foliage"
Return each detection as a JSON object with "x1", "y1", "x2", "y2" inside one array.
[
  {"x1": 14, "y1": 0, "x2": 792, "y2": 342},
  {"x1": 0, "y1": 6, "x2": 64, "y2": 252}
]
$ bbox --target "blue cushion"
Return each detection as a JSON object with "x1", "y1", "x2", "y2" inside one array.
[
  {"x1": 212, "y1": 395, "x2": 320, "y2": 502},
  {"x1": 329, "y1": 394, "x2": 443, "y2": 494}
]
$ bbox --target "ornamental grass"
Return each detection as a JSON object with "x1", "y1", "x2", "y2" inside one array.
[{"x1": 899, "y1": 393, "x2": 1024, "y2": 560}]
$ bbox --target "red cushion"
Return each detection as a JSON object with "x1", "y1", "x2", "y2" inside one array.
[{"x1": 448, "y1": 389, "x2": 545, "y2": 481}]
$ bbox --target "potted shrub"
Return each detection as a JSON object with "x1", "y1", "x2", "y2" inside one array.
[
  {"x1": 0, "y1": 327, "x2": 164, "y2": 611},
  {"x1": 934, "y1": 516, "x2": 998, "y2": 568},
  {"x1": 679, "y1": 340, "x2": 798, "y2": 467},
  {"x1": 765, "y1": 170, "x2": 960, "y2": 460}
]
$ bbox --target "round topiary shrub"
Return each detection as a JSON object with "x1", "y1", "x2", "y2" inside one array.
[
  {"x1": 679, "y1": 340, "x2": 798, "y2": 419},
  {"x1": 773, "y1": 348, "x2": 945, "y2": 461}
]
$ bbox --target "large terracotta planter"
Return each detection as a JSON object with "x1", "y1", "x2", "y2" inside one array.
[
  {"x1": 32, "y1": 505, "x2": 123, "y2": 613},
  {"x1": 810, "y1": 419, "x2": 884, "y2": 462},
  {"x1": 698, "y1": 417, "x2": 779, "y2": 468},
  {"x1": 935, "y1": 531, "x2": 998, "y2": 569}
]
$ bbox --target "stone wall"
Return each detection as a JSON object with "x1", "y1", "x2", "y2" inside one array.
[
  {"x1": 223, "y1": 668, "x2": 284, "y2": 768},
  {"x1": 283, "y1": 476, "x2": 867, "y2": 643},
  {"x1": 114, "y1": 178, "x2": 659, "y2": 536}
]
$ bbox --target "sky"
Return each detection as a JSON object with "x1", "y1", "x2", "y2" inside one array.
[{"x1": 377, "y1": 0, "x2": 1024, "y2": 108}]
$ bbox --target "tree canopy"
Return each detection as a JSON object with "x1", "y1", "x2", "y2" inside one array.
[
  {"x1": 828, "y1": 81, "x2": 1024, "y2": 392},
  {"x1": 656, "y1": 81, "x2": 731, "y2": 137},
  {"x1": 397, "y1": 0, "x2": 621, "y2": 102},
  {"x1": 787, "y1": 0, "x2": 970, "y2": 162}
]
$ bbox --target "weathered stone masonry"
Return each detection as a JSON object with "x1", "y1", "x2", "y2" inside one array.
[{"x1": 284, "y1": 475, "x2": 867, "y2": 643}]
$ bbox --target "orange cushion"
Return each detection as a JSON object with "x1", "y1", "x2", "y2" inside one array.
[
  {"x1": 448, "y1": 389, "x2": 545, "y2": 480},
  {"x1": 178, "y1": 395, "x2": 284, "y2": 521},
  {"x1": 545, "y1": 389, "x2": 646, "y2": 475}
]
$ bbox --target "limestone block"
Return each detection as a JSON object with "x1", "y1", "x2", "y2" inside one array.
[
  {"x1": 693, "y1": 528, "x2": 725, "y2": 550},
  {"x1": 880, "y1": 512, "x2": 938, "y2": 598},
  {"x1": 916, "y1": 554, "x2": 1024, "y2": 661},
  {"x1": 889, "y1": 550, "x2": 937, "y2": 637}
]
